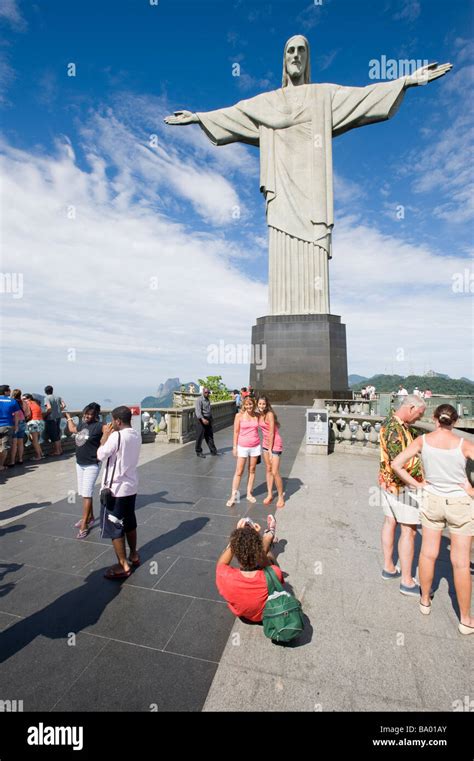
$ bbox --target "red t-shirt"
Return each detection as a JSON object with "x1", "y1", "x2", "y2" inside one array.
[{"x1": 216, "y1": 563, "x2": 284, "y2": 622}]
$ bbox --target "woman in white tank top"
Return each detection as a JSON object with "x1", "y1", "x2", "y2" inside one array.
[{"x1": 392, "y1": 405, "x2": 474, "y2": 635}]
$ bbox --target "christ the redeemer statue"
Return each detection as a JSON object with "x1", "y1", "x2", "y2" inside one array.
[{"x1": 165, "y1": 36, "x2": 451, "y2": 316}]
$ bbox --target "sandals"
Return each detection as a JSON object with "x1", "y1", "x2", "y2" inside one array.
[
  {"x1": 74, "y1": 517, "x2": 98, "y2": 529},
  {"x1": 246, "y1": 494, "x2": 256, "y2": 504},
  {"x1": 264, "y1": 514, "x2": 278, "y2": 543},
  {"x1": 458, "y1": 622, "x2": 474, "y2": 635},
  {"x1": 226, "y1": 491, "x2": 239, "y2": 507},
  {"x1": 128, "y1": 554, "x2": 141, "y2": 567},
  {"x1": 104, "y1": 567, "x2": 132, "y2": 580},
  {"x1": 419, "y1": 600, "x2": 431, "y2": 616},
  {"x1": 76, "y1": 528, "x2": 90, "y2": 540}
]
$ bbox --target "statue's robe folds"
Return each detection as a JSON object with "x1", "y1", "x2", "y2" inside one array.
[{"x1": 197, "y1": 79, "x2": 406, "y2": 315}]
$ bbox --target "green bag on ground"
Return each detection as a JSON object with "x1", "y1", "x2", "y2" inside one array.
[{"x1": 262, "y1": 566, "x2": 305, "y2": 643}]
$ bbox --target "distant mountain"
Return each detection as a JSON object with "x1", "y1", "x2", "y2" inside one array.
[
  {"x1": 461, "y1": 377, "x2": 473, "y2": 383},
  {"x1": 156, "y1": 377, "x2": 180, "y2": 398},
  {"x1": 348, "y1": 374, "x2": 369, "y2": 386},
  {"x1": 424, "y1": 370, "x2": 449, "y2": 379},
  {"x1": 350, "y1": 374, "x2": 474, "y2": 395},
  {"x1": 142, "y1": 379, "x2": 199, "y2": 409}
]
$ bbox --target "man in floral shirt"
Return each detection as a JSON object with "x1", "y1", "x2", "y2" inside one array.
[{"x1": 379, "y1": 395, "x2": 426, "y2": 596}]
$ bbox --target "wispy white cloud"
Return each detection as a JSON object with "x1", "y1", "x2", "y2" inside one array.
[
  {"x1": 331, "y1": 215, "x2": 473, "y2": 378},
  {"x1": 0, "y1": 52, "x2": 15, "y2": 106},
  {"x1": 319, "y1": 49, "x2": 341, "y2": 73},
  {"x1": 235, "y1": 71, "x2": 274, "y2": 93},
  {"x1": 397, "y1": 61, "x2": 474, "y2": 225},
  {"x1": 0, "y1": 0, "x2": 26, "y2": 30},
  {"x1": 0, "y1": 126, "x2": 267, "y2": 396},
  {"x1": 295, "y1": 1, "x2": 330, "y2": 32},
  {"x1": 393, "y1": 0, "x2": 421, "y2": 23},
  {"x1": 76, "y1": 97, "x2": 256, "y2": 227},
  {"x1": 453, "y1": 37, "x2": 474, "y2": 65},
  {"x1": 334, "y1": 172, "x2": 367, "y2": 207}
]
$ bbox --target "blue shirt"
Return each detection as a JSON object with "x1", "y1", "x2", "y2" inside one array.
[{"x1": 0, "y1": 397, "x2": 20, "y2": 427}]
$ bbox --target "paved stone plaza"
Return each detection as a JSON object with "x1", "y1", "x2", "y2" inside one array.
[{"x1": 0, "y1": 408, "x2": 472, "y2": 711}]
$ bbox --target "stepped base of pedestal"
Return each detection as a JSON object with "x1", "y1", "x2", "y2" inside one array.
[{"x1": 249, "y1": 314, "x2": 350, "y2": 406}]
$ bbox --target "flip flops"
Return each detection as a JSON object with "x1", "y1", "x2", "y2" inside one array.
[
  {"x1": 74, "y1": 517, "x2": 98, "y2": 529},
  {"x1": 128, "y1": 554, "x2": 141, "y2": 567}
]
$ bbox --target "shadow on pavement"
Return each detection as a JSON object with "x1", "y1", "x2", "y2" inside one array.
[{"x1": 0, "y1": 516, "x2": 209, "y2": 664}]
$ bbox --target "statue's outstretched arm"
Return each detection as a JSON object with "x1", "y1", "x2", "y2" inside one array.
[
  {"x1": 405, "y1": 61, "x2": 453, "y2": 88},
  {"x1": 164, "y1": 110, "x2": 199, "y2": 125}
]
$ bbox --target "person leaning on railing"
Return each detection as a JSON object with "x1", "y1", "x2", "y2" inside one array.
[{"x1": 23, "y1": 394, "x2": 45, "y2": 460}]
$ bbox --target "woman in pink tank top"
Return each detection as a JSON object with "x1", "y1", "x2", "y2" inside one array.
[
  {"x1": 257, "y1": 396, "x2": 285, "y2": 508},
  {"x1": 227, "y1": 396, "x2": 261, "y2": 507}
]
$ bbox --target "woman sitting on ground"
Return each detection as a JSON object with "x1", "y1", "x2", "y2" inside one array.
[
  {"x1": 216, "y1": 515, "x2": 282, "y2": 622},
  {"x1": 392, "y1": 404, "x2": 474, "y2": 635}
]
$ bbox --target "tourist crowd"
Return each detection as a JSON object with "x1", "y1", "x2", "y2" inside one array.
[{"x1": 1, "y1": 382, "x2": 472, "y2": 638}]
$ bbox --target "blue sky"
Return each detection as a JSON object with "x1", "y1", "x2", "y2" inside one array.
[{"x1": 1, "y1": 0, "x2": 473, "y2": 407}]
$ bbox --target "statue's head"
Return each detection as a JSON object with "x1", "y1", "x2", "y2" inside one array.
[{"x1": 282, "y1": 34, "x2": 311, "y2": 87}]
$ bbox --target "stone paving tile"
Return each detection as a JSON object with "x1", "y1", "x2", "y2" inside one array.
[
  {"x1": 82, "y1": 586, "x2": 193, "y2": 650},
  {"x1": 165, "y1": 598, "x2": 234, "y2": 661},
  {"x1": 145, "y1": 507, "x2": 238, "y2": 536},
  {"x1": 154, "y1": 556, "x2": 223, "y2": 601},
  {"x1": 0, "y1": 611, "x2": 21, "y2": 631},
  {"x1": 7, "y1": 533, "x2": 110, "y2": 575},
  {"x1": 74, "y1": 546, "x2": 180, "y2": 590},
  {"x1": 0, "y1": 558, "x2": 34, "y2": 589},
  {"x1": 0, "y1": 627, "x2": 109, "y2": 711},
  {"x1": 51, "y1": 640, "x2": 218, "y2": 712},
  {"x1": 0, "y1": 567, "x2": 107, "y2": 619}
]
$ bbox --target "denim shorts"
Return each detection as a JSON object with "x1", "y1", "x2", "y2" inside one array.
[
  {"x1": 262, "y1": 447, "x2": 282, "y2": 457},
  {"x1": 12, "y1": 421, "x2": 27, "y2": 439}
]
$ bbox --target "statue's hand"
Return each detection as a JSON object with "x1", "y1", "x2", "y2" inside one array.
[
  {"x1": 405, "y1": 61, "x2": 453, "y2": 87},
  {"x1": 163, "y1": 110, "x2": 198, "y2": 125}
]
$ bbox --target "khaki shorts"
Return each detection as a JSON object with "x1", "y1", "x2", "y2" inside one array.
[
  {"x1": 0, "y1": 426, "x2": 13, "y2": 453},
  {"x1": 380, "y1": 488, "x2": 421, "y2": 525},
  {"x1": 421, "y1": 492, "x2": 474, "y2": 536}
]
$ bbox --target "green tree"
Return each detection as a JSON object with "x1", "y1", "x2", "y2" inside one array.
[{"x1": 197, "y1": 375, "x2": 232, "y2": 401}]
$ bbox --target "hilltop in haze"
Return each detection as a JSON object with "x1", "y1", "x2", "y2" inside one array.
[{"x1": 142, "y1": 378, "x2": 199, "y2": 408}]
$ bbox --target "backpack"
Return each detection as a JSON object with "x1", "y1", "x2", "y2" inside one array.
[{"x1": 262, "y1": 566, "x2": 305, "y2": 643}]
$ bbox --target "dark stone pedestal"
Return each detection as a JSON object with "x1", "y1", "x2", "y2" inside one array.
[{"x1": 249, "y1": 314, "x2": 350, "y2": 405}]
